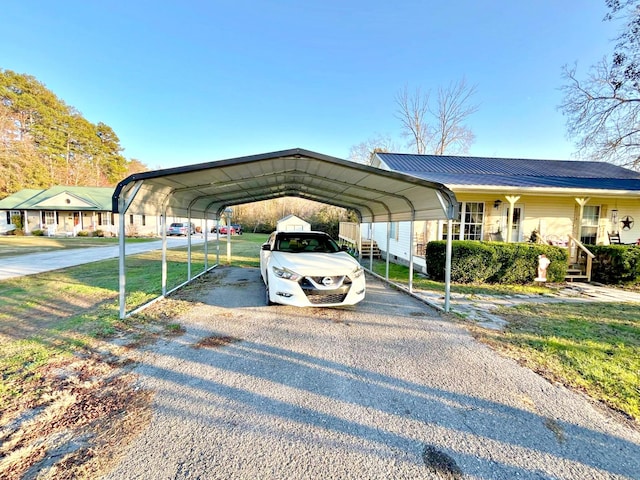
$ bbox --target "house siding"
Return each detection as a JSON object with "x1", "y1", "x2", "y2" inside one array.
[
  {"x1": 366, "y1": 195, "x2": 640, "y2": 270},
  {"x1": 369, "y1": 221, "x2": 427, "y2": 271}
]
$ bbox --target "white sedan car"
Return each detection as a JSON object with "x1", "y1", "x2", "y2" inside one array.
[{"x1": 260, "y1": 231, "x2": 366, "y2": 307}]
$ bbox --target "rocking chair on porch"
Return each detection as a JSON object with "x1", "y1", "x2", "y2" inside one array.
[{"x1": 607, "y1": 231, "x2": 633, "y2": 245}]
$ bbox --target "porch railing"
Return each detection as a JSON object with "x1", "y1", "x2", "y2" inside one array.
[{"x1": 567, "y1": 234, "x2": 595, "y2": 282}]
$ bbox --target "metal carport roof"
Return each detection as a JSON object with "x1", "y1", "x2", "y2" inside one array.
[
  {"x1": 112, "y1": 148, "x2": 458, "y2": 223},
  {"x1": 112, "y1": 148, "x2": 459, "y2": 318}
]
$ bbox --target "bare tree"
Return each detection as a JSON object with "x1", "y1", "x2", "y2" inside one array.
[
  {"x1": 394, "y1": 85, "x2": 432, "y2": 154},
  {"x1": 431, "y1": 79, "x2": 479, "y2": 154},
  {"x1": 348, "y1": 134, "x2": 398, "y2": 165},
  {"x1": 560, "y1": 0, "x2": 640, "y2": 169},
  {"x1": 395, "y1": 78, "x2": 478, "y2": 155}
]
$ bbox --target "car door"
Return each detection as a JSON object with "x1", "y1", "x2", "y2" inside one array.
[{"x1": 260, "y1": 233, "x2": 276, "y2": 283}]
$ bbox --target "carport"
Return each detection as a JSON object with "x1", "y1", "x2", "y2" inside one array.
[{"x1": 112, "y1": 148, "x2": 458, "y2": 319}]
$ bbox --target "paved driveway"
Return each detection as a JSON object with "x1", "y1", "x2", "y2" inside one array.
[
  {"x1": 0, "y1": 236, "x2": 207, "y2": 281},
  {"x1": 103, "y1": 267, "x2": 640, "y2": 479}
]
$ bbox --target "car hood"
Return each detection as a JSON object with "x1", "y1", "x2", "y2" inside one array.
[{"x1": 270, "y1": 251, "x2": 360, "y2": 276}]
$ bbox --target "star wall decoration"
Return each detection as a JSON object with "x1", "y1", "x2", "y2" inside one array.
[{"x1": 621, "y1": 215, "x2": 634, "y2": 230}]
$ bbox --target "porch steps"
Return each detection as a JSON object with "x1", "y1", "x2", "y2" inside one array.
[
  {"x1": 565, "y1": 265, "x2": 589, "y2": 282},
  {"x1": 360, "y1": 240, "x2": 381, "y2": 258}
]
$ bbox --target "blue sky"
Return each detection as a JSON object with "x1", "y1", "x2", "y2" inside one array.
[{"x1": 1, "y1": 1, "x2": 620, "y2": 169}]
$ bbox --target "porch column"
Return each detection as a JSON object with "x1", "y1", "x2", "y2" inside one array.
[
  {"x1": 505, "y1": 195, "x2": 521, "y2": 243},
  {"x1": 575, "y1": 197, "x2": 590, "y2": 240}
]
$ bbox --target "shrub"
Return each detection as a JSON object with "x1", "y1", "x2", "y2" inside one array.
[
  {"x1": 95, "y1": 229, "x2": 105, "y2": 237},
  {"x1": 425, "y1": 240, "x2": 567, "y2": 284},
  {"x1": 10, "y1": 214, "x2": 24, "y2": 235},
  {"x1": 77, "y1": 230, "x2": 90, "y2": 237},
  {"x1": 589, "y1": 245, "x2": 640, "y2": 284},
  {"x1": 31, "y1": 229, "x2": 45, "y2": 236}
]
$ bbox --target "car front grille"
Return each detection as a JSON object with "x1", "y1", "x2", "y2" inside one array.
[
  {"x1": 305, "y1": 292, "x2": 348, "y2": 305},
  {"x1": 300, "y1": 276, "x2": 351, "y2": 305}
]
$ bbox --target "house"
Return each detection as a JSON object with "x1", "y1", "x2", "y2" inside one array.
[
  {"x1": 277, "y1": 214, "x2": 311, "y2": 232},
  {"x1": 0, "y1": 186, "x2": 159, "y2": 236},
  {"x1": 353, "y1": 153, "x2": 640, "y2": 270}
]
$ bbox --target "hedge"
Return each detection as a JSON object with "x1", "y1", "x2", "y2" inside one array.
[
  {"x1": 425, "y1": 241, "x2": 568, "y2": 284},
  {"x1": 588, "y1": 245, "x2": 640, "y2": 284}
]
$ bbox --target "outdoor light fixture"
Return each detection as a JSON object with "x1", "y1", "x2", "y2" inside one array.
[{"x1": 493, "y1": 199, "x2": 502, "y2": 209}]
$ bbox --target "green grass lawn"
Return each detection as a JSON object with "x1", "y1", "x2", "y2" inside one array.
[
  {"x1": 0, "y1": 233, "x2": 268, "y2": 411},
  {"x1": 476, "y1": 302, "x2": 640, "y2": 422}
]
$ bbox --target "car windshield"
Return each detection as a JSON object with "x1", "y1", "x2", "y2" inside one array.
[
  {"x1": 275, "y1": 234, "x2": 340, "y2": 253},
  {"x1": 170, "y1": 223, "x2": 183, "y2": 227}
]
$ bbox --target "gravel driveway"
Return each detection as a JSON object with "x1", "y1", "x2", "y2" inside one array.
[{"x1": 103, "y1": 267, "x2": 640, "y2": 479}]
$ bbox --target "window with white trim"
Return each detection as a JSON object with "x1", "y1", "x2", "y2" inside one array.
[
  {"x1": 581, "y1": 205, "x2": 600, "y2": 245},
  {"x1": 389, "y1": 222, "x2": 399, "y2": 240},
  {"x1": 44, "y1": 211, "x2": 56, "y2": 225},
  {"x1": 442, "y1": 202, "x2": 485, "y2": 241}
]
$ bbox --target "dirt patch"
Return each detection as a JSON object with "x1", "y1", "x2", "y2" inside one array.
[
  {"x1": 0, "y1": 294, "x2": 197, "y2": 479},
  {"x1": 0, "y1": 352, "x2": 153, "y2": 479},
  {"x1": 193, "y1": 335, "x2": 242, "y2": 349}
]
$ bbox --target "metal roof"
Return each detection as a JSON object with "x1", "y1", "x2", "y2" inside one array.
[
  {"x1": 0, "y1": 187, "x2": 114, "y2": 210},
  {"x1": 375, "y1": 153, "x2": 640, "y2": 192},
  {"x1": 112, "y1": 148, "x2": 458, "y2": 223}
]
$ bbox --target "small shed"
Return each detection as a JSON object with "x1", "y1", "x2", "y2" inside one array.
[{"x1": 277, "y1": 214, "x2": 310, "y2": 232}]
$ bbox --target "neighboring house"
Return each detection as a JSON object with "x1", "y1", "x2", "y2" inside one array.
[
  {"x1": 0, "y1": 186, "x2": 159, "y2": 236},
  {"x1": 355, "y1": 153, "x2": 640, "y2": 270},
  {"x1": 277, "y1": 214, "x2": 311, "y2": 232}
]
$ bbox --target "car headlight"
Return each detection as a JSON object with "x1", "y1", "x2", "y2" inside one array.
[
  {"x1": 272, "y1": 266, "x2": 301, "y2": 281},
  {"x1": 352, "y1": 266, "x2": 364, "y2": 279}
]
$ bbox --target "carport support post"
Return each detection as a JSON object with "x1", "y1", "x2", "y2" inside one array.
[
  {"x1": 203, "y1": 217, "x2": 208, "y2": 271},
  {"x1": 215, "y1": 217, "x2": 220, "y2": 265},
  {"x1": 161, "y1": 212, "x2": 168, "y2": 296},
  {"x1": 444, "y1": 219, "x2": 453, "y2": 312},
  {"x1": 408, "y1": 218, "x2": 415, "y2": 293},
  {"x1": 369, "y1": 223, "x2": 374, "y2": 271},
  {"x1": 187, "y1": 210, "x2": 193, "y2": 280},
  {"x1": 385, "y1": 222, "x2": 390, "y2": 280},
  {"x1": 118, "y1": 199, "x2": 126, "y2": 319}
]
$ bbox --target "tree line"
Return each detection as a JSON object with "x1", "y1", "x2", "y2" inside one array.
[
  {"x1": 0, "y1": 69, "x2": 147, "y2": 198},
  {"x1": 232, "y1": 197, "x2": 356, "y2": 238}
]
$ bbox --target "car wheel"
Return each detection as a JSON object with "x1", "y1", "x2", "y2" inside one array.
[{"x1": 265, "y1": 283, "x2": 274, "y2": 306}]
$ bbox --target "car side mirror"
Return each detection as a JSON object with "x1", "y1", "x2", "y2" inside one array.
[{"x1": 261, "y1": 244, "x2": 271, "y2": 251}]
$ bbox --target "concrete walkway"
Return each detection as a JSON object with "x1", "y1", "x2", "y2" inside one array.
[
  {"x1": 0, "y1": 236, "x2": 211, "y2": 281},
  {"x1": 412, "y1": 282, "x2": 640, "y2": 329}
]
